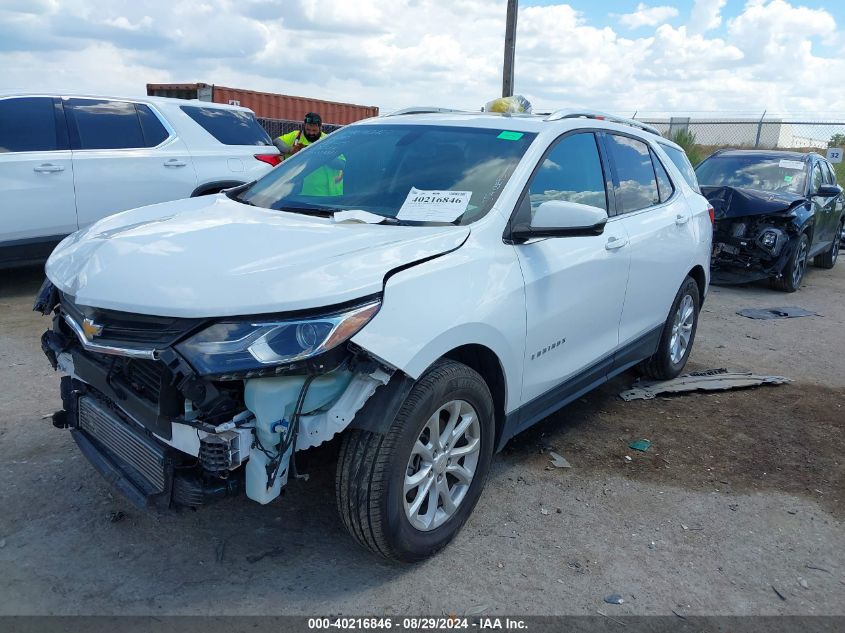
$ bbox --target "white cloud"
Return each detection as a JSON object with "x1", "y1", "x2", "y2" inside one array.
[
  {"x1": 0, "y1": 0, "x2": 843, "y2": 116},
  {"x1": 617, "y1": 3, "x2": 679, "y2": 29},
  {"x1": 688, "y1": 0, "x2": 727, "y2": 34}
]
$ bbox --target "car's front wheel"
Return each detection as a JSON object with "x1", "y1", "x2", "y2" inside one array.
[
  {"x1": 773, "y1": 232, "x2": 810, "y2": 292},
  {"x1": 336, "y1": 360, "x2": 495, "y2": 562}
]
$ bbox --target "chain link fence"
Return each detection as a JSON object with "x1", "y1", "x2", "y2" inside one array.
[
  {"x1": 257, "y1": 117, "x2": 342, "y2": 140},
  {"x1": 636, "y1": 115, "x2": 845, "y2": 173}
]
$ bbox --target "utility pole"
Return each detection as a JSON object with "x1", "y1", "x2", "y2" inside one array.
[{"x1": 502, "y1": 0, "x2": 517, "y2": 97}]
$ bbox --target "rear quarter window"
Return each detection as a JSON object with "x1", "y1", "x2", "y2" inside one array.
[
  {"x1": 659, "y1": 143, "x2": 700, "y2": 193},
  {"x1": 180, "y1": 106, "x2": 272, "y2": 146}
]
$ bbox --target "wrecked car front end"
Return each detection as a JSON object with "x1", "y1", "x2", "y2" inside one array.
[
  {"x1": 702, "y1": 186, "x2": 810, "y2": 284},
  {"x1": 35, "y1": 281, "x2": 392, "y2": 508},
  {"x1": 31, "y1": 179, "x2": 473, "y2": 510}
]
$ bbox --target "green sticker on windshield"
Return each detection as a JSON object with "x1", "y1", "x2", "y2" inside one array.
[
  {"x1": 784, "y1": 175, "x2": 793, "y2": 183},
  {"x1": 497, "y1": 131, "x2": 524, "y2": 141}
]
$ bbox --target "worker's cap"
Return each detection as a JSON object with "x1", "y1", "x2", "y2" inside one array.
[{"x1": 304, "y1": 112, "x2": 322, "y2": 126}]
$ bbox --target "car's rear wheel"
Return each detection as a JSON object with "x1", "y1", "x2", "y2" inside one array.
[
  {"x1": 813, "y1": 222, "x2": 842, "y2": 269},
  {"x1": 773, "y1": 232, "x2": 810, "y2": 292},
  {"x1": 639, "y1": 276, "x2": 700, "y2": 380},
  {"x1": 335, "y1": 360, "x2": 494, "y2": 562}
]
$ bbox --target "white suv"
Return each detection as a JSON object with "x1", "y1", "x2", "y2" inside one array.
[
  {"x1": 36, "y1": 109, "x2": 711, "y2": 561},
  {"x1": 1, "y1": 93, "x2": 279, "y2": 267}
]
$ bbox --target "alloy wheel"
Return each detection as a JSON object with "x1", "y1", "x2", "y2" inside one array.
[
  {"x1": 669, "y1": 294, "x2": 695, "y2": 365},
  {"x1": 793, "y1": 239, "x2": 809, "y2": 287},
  {"x1": 404, "y1": 399, "x2": 481, "y2": 531}
]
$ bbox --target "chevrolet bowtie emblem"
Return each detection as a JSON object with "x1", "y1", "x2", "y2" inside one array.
[{"x1": 81, "y1": 318, "x2": 104, "y2": 341}]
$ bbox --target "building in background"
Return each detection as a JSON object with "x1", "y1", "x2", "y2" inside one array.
[{"x1": 146, "y1": 83, "x2": 378, "y2": 126}]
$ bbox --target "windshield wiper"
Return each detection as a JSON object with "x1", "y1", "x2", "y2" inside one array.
[
  {"x1": 377, "y1": 216, "x2": 412, "y2": 225},
  {"x1": 274, "y1": 205, "x2": 337, "y2": 218}
]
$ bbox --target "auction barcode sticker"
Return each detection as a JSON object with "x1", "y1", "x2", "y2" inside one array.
[
  {"x1": 397, "y1": 187, "x2": 471, "y2": 222},
  {"x1": 778, "y1": 159, "x2": 805, "y2": 170}
]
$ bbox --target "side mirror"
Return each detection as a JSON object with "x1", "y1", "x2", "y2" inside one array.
[
  {"x1": 815, "y1": 184, "x2": 843, "y2": 198},
  {"x1": 511, "y1": 200, "x2": 608, "y2": 241}
]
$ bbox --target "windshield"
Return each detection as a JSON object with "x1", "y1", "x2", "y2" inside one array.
[
  {"x1": 236, "y1": 124, "x2": 537, "y2": 224},
  {"x1": 695, "y1": 155, "x2": 808, "y2": 195}
]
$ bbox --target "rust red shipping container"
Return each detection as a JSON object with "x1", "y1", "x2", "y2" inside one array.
[{"x1": 146, "y1": 83, "x2": 378, "y2": 125}]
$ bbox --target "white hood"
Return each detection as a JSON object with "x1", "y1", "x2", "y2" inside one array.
[{"x1": 46, "y1": 195, "x2": 469, "y2": 317}]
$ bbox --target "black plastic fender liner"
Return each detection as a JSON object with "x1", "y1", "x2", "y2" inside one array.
[
  {"x1": 33, "y1": 278, "x2": 59, "y2": 315},
  {"x1": 347, "y1": 371, "x2": 416, "y2": 436}
]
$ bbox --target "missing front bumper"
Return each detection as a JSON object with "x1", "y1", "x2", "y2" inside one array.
[{"x1": 66, "y1": 387, "x2": 241, "y2": 509}]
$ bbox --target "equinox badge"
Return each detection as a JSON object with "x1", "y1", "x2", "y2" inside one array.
[{"x1": 81, "y1": 318, "x2": 104, "y2": 341}]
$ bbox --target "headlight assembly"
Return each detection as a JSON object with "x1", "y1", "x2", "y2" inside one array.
[
  {"x1": 755, "y1": 226, "x2": 786, "y2": 256},
  {"x1": 176, "y1": 299, "x2": 380, "y2": 376}
]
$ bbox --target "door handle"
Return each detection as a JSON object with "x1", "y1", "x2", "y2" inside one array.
[
  {"x1": 675, "y1": 213, "x2": 690, "y2": 225},
  {"x1": 163, "y1": 159, "x2": 187, "y2": 167},
  {"x1": 33, "y1": 164, "x2": 64, "y2": 173},
  {"x1": 605, "y1": 236, "x2": 629, "y2": 250}
]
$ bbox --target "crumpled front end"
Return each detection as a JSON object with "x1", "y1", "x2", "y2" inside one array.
[
  {"x1": 34, "y1": 280, "x2": 392, "y2": 510},
  {"x1": 703, "y1": 186, "x2": 807, "y2": 284},
  {"x1": 711, "y1": 214, "x2": 801, "y2": 283}
]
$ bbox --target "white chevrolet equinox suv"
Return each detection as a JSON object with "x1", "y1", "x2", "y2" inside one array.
[
  {"x1": 36, "y1": 108, "x2": 712, "y2": 561},
  {"x1": 1, "y1": 93, "x2": 279, "y2": 267}
]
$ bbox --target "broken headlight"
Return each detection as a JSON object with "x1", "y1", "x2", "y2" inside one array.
[
  {"x1": 176, "y1": 299, "x2": 380, "y2": 375},
  {"x1": 755, "y1": 226, "x2": 786, "y2": 256}
]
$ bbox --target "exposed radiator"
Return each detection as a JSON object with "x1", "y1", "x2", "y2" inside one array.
[{"x1": 77, "y1": 396, "x2": 167, "y2": 493}]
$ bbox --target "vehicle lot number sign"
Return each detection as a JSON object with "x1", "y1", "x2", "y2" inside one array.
[
  {"x1": 826, "y1": 147, "x2": 843, "y2": 164},
  {"x1": 397, "y1": 187, "x2": 471, "y2": 222}
]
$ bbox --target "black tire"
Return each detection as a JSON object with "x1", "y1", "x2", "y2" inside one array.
[
  {"x1": 335, "y1": 359, "x2": 495, "y2": 562},
  {"x1": 813, "y1": 222, "x2": 842, "y2": 269},
  {"x1": 773, "y1": 232, "x2": 810, "y2": 292},
  {"x1": 639, "y1": 276, "x2": 700, "y2": 380}
]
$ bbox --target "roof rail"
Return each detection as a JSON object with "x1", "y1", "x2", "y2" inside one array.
[
  {"x1": 383, "y1": 106, "x2": 466, "y2": 117},
  {"x1": 545, "y1": 109, "x2": 662, "y2": 137}
]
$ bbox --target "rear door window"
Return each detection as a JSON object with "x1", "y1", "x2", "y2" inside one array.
[
  {"x1": 180, "y1": 106, "x2": 272, "y2": 146},
  {"x1": 67, "y1": 99, "x2": 151, "y2": 150},
  {"x1": 137, "y1": 104, "x2": 169, "y2": 147},
  {"x1": 0, "y1": 97, "x2": 62, "y2": 153},
  {"x1": 605, "y1": 134, "x2": 660, "y2": 213}
]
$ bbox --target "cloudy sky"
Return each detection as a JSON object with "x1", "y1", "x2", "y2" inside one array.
[{"x1": 1, "y1": 0, "x2": 844, "y2": 116}]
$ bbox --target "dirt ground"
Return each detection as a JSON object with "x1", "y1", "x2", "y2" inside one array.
[{"x1": 1, "y1": 263, "x2": 843, "y2": 616}]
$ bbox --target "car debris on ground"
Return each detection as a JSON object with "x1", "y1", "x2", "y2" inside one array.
[
  {"x1": 736, "y1": 307, "x2": 819, "y2": 319},
  {"x1": 108, "y1": 510, "x2": 126, "y2": 523},
  {"x1": 619, "y1": 369, "x2": 792, "y2": 401},
  {"x1": 628, "y1": 439, "x2": 651, "y2": 452},
  {"x1": 548, "y1": 451, "x2": 572, "y2": 468},
  {"x1": 771, "y1": 585, "x2": 788, "y2": 601}
]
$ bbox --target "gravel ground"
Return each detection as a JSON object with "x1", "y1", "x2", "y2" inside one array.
[{"x1": 0, "y1": 263, "x2": 843, "y2": 616}]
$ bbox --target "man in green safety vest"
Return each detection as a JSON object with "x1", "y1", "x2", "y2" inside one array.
[{"x1": 273, "y1": 112, "x2": 344, "y2": 197}]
